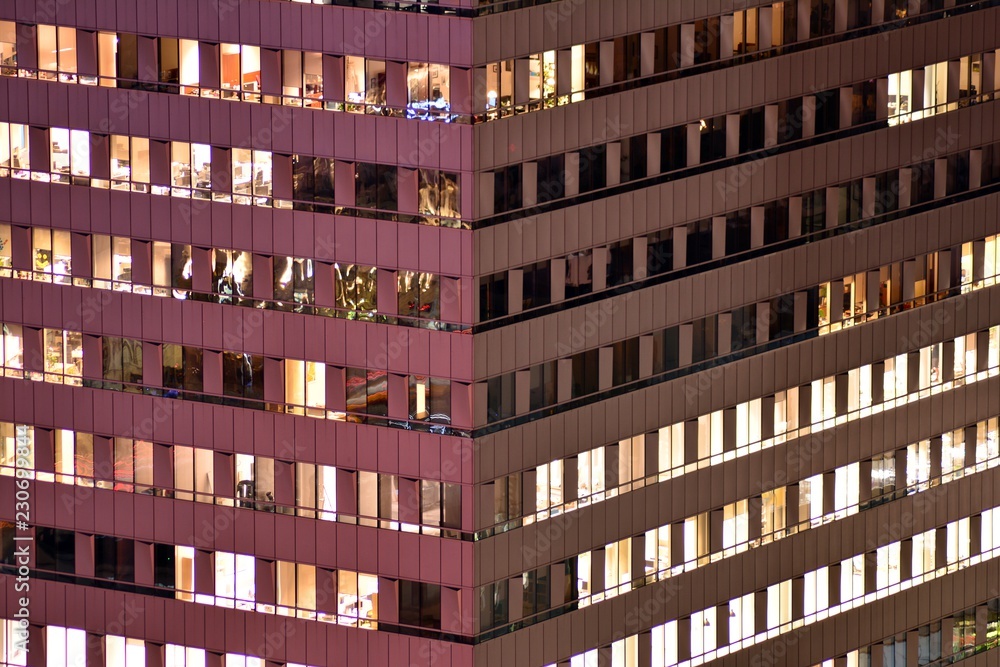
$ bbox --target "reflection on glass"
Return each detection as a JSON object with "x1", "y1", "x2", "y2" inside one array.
[{"x1": 335, "y1": 264, "x2": 377, "y2": 314}]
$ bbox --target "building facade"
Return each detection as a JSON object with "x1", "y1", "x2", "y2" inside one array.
[{"x1": 2, "y1": 0, "x2": 1000, "y2": 665}]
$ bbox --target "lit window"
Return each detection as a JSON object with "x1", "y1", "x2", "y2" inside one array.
[
  {"x1": 45, "y1": 625, "x2": 86, "y2": 667},
  {"x1": 804, "y1": 567, "x2": 829, "y2": 617},
  {"x1": 337, "y1": 571, "x2": 378, "y2": 627},
  {"x1": 191, "y1": 143, "x2": 212, "y2": 197},
  {"x1": 166, "y1": 644, "x2": 206, "y2": 667},
  {"x1": 252, "y1": 150, "x2": 272, "y2": 200},
  {"x1": 407, "y1": 63, "x2": 450, "y2": 118},
  {"x1": 110, "y1": 135, "x2": 131, "y2": 188},
  {"x1": 8, "y1": 123, "x2": 29, "y2": 175},
  {"x1": 49, "y1": 127, "x2": 71, "y2": 182},
  {"x1": 43, "y1": 329, "x2": 83, "y2": 383},
  {"x1": 53, "y1": 429, "x2": 75, "y2": 483},
  {"x1": 723, "y1": 500, "x2": 749, "y2": 549},
  {"x1": 36, "y1": 25, "x2": 59, "y2": 79},
  {"x1": 174, "y1": 445, "x2": 215, "y2": 502},
  {"x1": 105, "y1": 635, "x2": 146, "y2": 667},
  {"x1": 345, "y1": 56, "x2": 365, "y2": 106},
  {"x1": 877, "y1": 542, "x2": 901, "y2": 590},
  {"x1": 97, "y1": 32, "x2": 117, "y2": 86},
  {"x1": 2, "y1": 324, "x2": 24, "y2": 376},
  {"x1": 303, "y1": 52, "x2": 323, "y2": 106},
  {"x1": 0, "y1": 21, "x2": 16, "y2": 76},
  {"x1": 174, "y1": 546, "x2": 195, "y2": 601},
  {"x1": 69, "y1": 129, "x2": 90, "y2": 178},
  {"x1": 241, "y1": 45, "x2": 261, "y2": 100}
]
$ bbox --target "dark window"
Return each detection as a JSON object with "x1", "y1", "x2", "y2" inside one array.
[
  {"x1": 536, "y1": 154, "x2": 566, "y2": 204},
  {"x1": 612, "y1": 338, "x2": 639, "y2": 386},
  {"x1": 565, "y1": 251, "x2": 594, "y2": 299},
  {"x1": 814, "y1": 90, "x2": 840, "y2": 135},
  {"x1": 522, "y1": 567, "x2": 551, "y2": 618},
  {"x1": 654, "y1": 25, "x2": 682, "y2": 72},
  {"x1": 35, "y1": 527, "x2": 75, "y2": 574},
  {"x1": 479, "y1": 581, "x2": 508, "y2": 632},
  {"x1": 731, "y1": 305, "x2": 758, "y2": 352},
  {"x1": 355, "y1": 163, "x2": 397, "y2": 211},
  {"x1": 607, "y1": 240, "x2": 633, "y2": 287},
  {"x1": 153, "y1": 543, "x2": 175, "y2": 588},
  {"x1": 778, "y1": 97, "x2": 804, "y2": 143},
  {"x1": 809, "y1": 0, "x2": 836, "y2": 36},
  {"x1": 947, "y1": 153, "x2": 970, "y2": 195},
  {"x1": 874, "y1": 171, "x2": 900, "y2": 215},
  {"x1": 911, "y1": 161, "x2": 935, "y2": 205},
  {"x1": 801, "y1": 189, "x2": 827, "y2": 235},
  {"x1": 522, "y1": 261, "x2": 551, "y2": 310},
  {"x1": 647, "y1": 229, "x2": 673, "y2": 277},
  {"x1": 739, "y1": 108, "x2": 766, "y2": 154},
  {"x1": 700, "y1": 116, "x2": 727, "y2": 163},
  {"x1": 847, "y1": 0, "x2": 872, "y2": 30},
  {"x1": 693, "y1": 18, "x2": 721, "y2": 64},
  {"x1": 0, "y1": 522, "x2": 14, "y2": 565},
  {"x1": 355, "y1": 162, "x2": 377, "y2": 208},
  {"x1": 621, "y1": 135, "x2": 647, "y2": 183},
  {"x1": 441, "y1": 482, "x2": 462, "y2": 530},
  {"x1": 692, "y1": 315, "x2": 718, "y2": 364},
  {"x1": 725, "y1": 210, "x2": 752, "y2": 256},
  {"x1": 571, "y1": 349, "x2": 599, "y2": 398},
  {"x1": 764, "y1": 200, "x2": 790, "y2": 245},
  {"x1": 578, "y1": 144, "x2": 607, "y2": 193},
  {"x1": 806, "y1": 286, "x2": 820, "y2": 331},
  {"x1": 613, "y1": 34, "x2": 641, "y2": 82},
  {"x1": 839, "y1": 181, "x2": 863, "y2": 225},
  {"x1": 851, "y1": 80, "x2": 878, "y2": 125},
  {"x1": 399, "y1": 581, "x2": 442, "y2": 630},
  {"x1": 493, "y1": 165, "x2": 523, "y2": 213},
  {"x1": 94, "y1": 535, "x2": 134, "y2": 582},
  {"x1": 563, "y1": 558, "x2": 579, "y2": 602},
  {"x1": 162, "y1": 345, "x2": 203, "y2": 393},
  {"x1": 660, "y1": 125, "x2": 687, "y2": 172},
  {"x1": 487, "y1": 373, "x2": 516, "y2": 422},
  {"x1": 687, "y1": 219, "x2": 713, "y2": 266},
  {"x1": 782, "y1": 1, "x2": 799, "y2": 43},
  {"x1": 222, "y1": 352, "x2": 264, "y2": 401},
  {"x1": 984, "y1": 143, "x2": 1000, "y2": 187},
  {"x1": 653, "y1": 326, "x2": 680, "y2": 374},
  {"x1": 770, "y1": 294, "x2": 796, "y2": 339},
  {"x1": 492, "y1": 475, "x2": 520, "y2": 523},
  {"x1": 479, "y1": 273, "x2": 508, "y2": 321},
  {"x1": 584, "y1": 43, "x2": 601, "y2": 90},
  {"x1": 116, "y1": 33, "x2": 139, "y2": 89},
  {"x1": 529, "y1": 361, "x2": 556, "y2": 411}
]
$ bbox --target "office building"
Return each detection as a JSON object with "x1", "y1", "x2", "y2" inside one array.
[{"x1": 2, "y1": 0, "x2": 1000, "y2": 666}]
